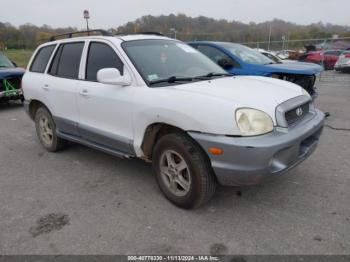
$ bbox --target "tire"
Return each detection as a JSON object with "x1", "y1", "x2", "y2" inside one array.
[
  {"x1": 34, "y1": 107, "x2": 66, "y2": 152},
  {"x1": 152, "y1": 132, "x2": 216, "y2": 209}
]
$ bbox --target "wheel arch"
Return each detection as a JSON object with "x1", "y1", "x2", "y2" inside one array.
[
  {"x1": 28, "y1": 99, "x2": 51, "y2": 120},
  {"x1": 141, "y1": 123, "x2": 185, "y2": 160},
  {"x1": 140, "y1": 122, "x2": 211, "y2": 164}
]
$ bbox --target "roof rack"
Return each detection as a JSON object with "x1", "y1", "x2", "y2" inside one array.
[
  {"x1": 49, "y1": 29, "x2": 112, "y2": 41},
  {"x1": 137, "y1": 32, "x2": 164, "y2": 36},
  {"x1": 116, "y1": 32, "x2": 164, "y2": 37}
]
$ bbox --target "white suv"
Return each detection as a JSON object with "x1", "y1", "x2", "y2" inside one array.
[{"x1": 23, "y1": 31, "x2": 325, "y2": 209}]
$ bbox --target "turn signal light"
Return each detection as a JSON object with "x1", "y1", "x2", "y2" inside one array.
[{"x1": 208, "y1": 147, "x2": 223, "y2": 155}]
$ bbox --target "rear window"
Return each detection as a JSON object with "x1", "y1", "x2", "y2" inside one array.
[
  {"x1": 30, "y1": 45, "x2": 56, "y2": 73},
  {"x1": 49, "y1": 42, "x2": 84, "y2": 79}
]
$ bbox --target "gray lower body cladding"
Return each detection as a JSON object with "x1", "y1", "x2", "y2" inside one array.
[
  {"x1": 189, "y1": 109, "x2": 325, "y2": 186},
  {"x1": 24, "y1": 101, "x2": 135, "y2": 158}
]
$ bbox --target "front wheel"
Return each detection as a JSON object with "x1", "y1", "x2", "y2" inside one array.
[{"x1": 152, "y1": 133, "x2": 216, "y2": 209}]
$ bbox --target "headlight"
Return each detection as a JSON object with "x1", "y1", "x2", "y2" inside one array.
[
  {"x1": 235, "y1": 108, "x2": 274, "y2": 136},
  {"x1": 302, "y1": 88, "x2": 311, "y2": 98}
]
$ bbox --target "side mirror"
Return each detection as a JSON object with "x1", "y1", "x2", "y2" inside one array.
[
  {"x1": 217, "y1": 58, "x2": 234, "y2": 69},
  {"x1": 97, "y1": 68, "x2": 131, "y2": 86},
  {"x1": 12, "y1": 61, "x2": 18, "y2": 67}
]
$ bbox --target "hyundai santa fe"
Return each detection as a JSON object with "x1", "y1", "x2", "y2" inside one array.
[{"x1": 22, "y1": 31, "x2": 325, "y2": 209}]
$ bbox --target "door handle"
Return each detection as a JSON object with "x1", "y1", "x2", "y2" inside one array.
[
  {"x1": 42, "y1": 84, "x2": 49, "y2": 91},
  {"x1": 79, "y1": 89, "x2": 89, "y2": 97}
]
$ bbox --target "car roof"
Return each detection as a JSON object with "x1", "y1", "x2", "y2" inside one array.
[
  {"x1": 188, "y1": 41, "x2": 238, "y2": 45},
  {"x1": 44, "y1": 34, "x2": 173, "y2": 46}
]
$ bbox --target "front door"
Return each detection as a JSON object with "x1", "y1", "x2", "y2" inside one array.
[{"x1": 77, "y1": 41, "x2": 135, "y2": 155}]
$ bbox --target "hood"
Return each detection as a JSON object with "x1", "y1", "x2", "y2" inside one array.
[
  {"x1": 263, "y1": 62, "x2": 323, "y2": 75},
  {"x1": 282, "y1": 60, "x2": 324, "y2": 69},
  {"x1": 169, "y1": 75, "x2": 303, "y2": 108},
  {"x1": 0, "y1": 67, "x2": 25, "y2": 79}
]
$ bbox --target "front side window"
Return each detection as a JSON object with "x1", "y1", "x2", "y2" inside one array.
[
  {"x1": 86, "y1": 42, "x2": 124, "y2": 81},
  {"x1": 49, "y1": 42, "x2": 84, "y2": 79},
  {"x1": 196, "y1": 45, "x2": 232, "y2": 64},
  {"x1": 30, "y1": 45, "x2": 56, "y2": 73},
  {"x1": 220, "y1": 43, "x2": 274, "y2": 65},
  {"x1": 122, "y1": 40, "x2": 227, "y2": 86}
]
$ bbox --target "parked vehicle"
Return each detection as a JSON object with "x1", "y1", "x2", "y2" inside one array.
[
  {"x1": 276, "y1": 50, "x2": 301, "y2": 60},
  {"x1": 256, "y1": 49, "x2": 294, "y2": 63},
  {"x1": 188, "y1": 41, "x2": 323, "y2": 97},
  {"x1": 300, "y1": 50, "x2": 343, "y2": 70},
  {"x1": 334, "y1": 51, "x2": 350, "y2": 73},
  {"x1": 257, "y1": 49, "x2": 324, "y2": 71},
  {"x1": 23, "y1": 31, "x2": 325, "y2": 209},
  {"x1": 0, "y1": 52, "x2": 25, "y2": 102}
]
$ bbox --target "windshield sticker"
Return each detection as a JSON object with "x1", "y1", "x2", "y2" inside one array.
[
  {"x1": 147, "y1": 74, "x2": 159, "y2": 81},
  {"x1": 176, "y1": 43, "x2": 198, "y2": 53}
]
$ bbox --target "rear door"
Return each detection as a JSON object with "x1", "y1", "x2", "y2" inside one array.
[
  {"x1": 324, "y1": 51, "x2": 341, "y2": 68},
  {"x1": 23, "y1": 44, "x2": 56, "y2": 104},
  {"x1": 45, "y1": 41, "x2": 85, "y2": 136}
]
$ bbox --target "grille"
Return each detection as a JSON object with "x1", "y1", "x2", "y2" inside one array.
[
  {"x1": 0, "y1": 77, "x2": 21, "y2": 93},
  {"x1": 285, "y1": 102, "x2": 310, "y2": 126},
  {"x1": 286, "y1": 75, "x2": 316, "y2": 96}
]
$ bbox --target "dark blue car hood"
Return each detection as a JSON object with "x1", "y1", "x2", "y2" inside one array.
[
  {"x1": 251, "y1": 62, "x2": 323, "y2": 75},
  {"x1": 0, "y1": 67, "x2": 25, "y2": 79}
]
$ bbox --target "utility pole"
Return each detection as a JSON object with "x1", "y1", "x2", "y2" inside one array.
[
  {"x1": 84, "y1": 10, "x2": 90, "y2": 35},
  {"x1": 267, "y1": 23, "x2": 272, "y2": 51},
  {"x1": 170, "y1": 28, "x2": 177, "y2": 39},
  {"x1": 282, "y1": 35, "x2": 286, "y2": 51}
]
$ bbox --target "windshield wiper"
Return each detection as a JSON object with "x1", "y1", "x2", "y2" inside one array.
[
  {"x1": 194, "y1": 72, "x2": 232, "y2": 79},
  {"x1": 149, "y1": 76, "x2": 193, "y2": 86}
]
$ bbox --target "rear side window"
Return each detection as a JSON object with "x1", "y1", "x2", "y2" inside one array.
[
  {"x1": 49, "y1": 42, "x2": 84, "y2": 79},
  {"x1": 86, "y1": 42, "x2": 124, "y2": 81},
  {"x1": 30, "y1": 45, "x2": 56, "y2": 73}
]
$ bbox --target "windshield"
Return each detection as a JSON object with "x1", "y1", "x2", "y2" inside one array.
[
  {"x1": 262, "y1": 52, "x2": 282, "y2": 63},
  {"x1": 0, "y1": 52, "x2": 15, "y2": 68},
  {"x1": 122, "y1": 40, "x2": 227, "y2": 86},
  {"x1": 220, "y1": 43, "x2": 274, "y2": 65}
]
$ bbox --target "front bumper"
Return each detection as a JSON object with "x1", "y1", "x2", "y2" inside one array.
[
  {"x1": 0, "y1": 89, "x2": 24, "y2": 101},
  {"x1": 335, "y1": 64, "x2": 350, "y2": 71},
  {"x1": 189, "y1": 109, "x2": 325, "y2": 186}
]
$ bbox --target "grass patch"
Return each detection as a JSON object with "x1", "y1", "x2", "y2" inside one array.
[{"x1": 3, "y1": 49, "x2": 34, "y2": 68}]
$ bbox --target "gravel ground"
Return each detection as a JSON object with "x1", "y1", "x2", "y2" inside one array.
[{"x1": 0, "y1": 71, "x2": 349, "y2": 255}]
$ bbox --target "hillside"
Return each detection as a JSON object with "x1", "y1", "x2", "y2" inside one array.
[
  {"x1": 1, "y1": 14, "x2": 350, "y2": 49},
  {"x1": 115, "y1": 14, "x2": 350, "y2": 43}
]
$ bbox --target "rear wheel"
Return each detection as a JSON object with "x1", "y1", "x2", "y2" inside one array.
[
  {"x1": 152, "y1": 132, "x2": 216, "y2": 209},
  {"x1": 34, "y1": 107, "x2": 66, "y2": 152}
]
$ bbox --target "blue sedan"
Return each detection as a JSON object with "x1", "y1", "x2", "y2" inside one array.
[{"x1": 188, "y1": 41, "x2": 323, "y2": 97}]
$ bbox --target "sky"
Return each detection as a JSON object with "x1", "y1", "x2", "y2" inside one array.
[{"x1": 0, "y1": 0, "x2": 349, "y2": 29}]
